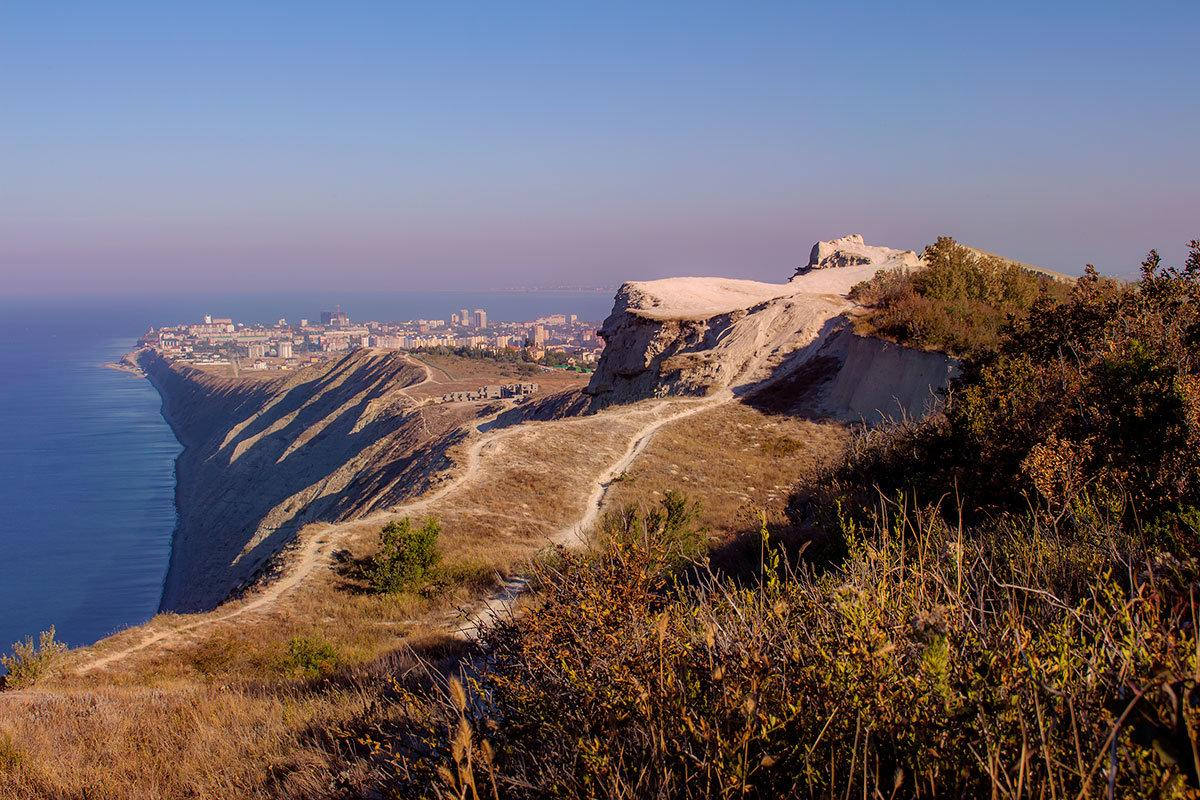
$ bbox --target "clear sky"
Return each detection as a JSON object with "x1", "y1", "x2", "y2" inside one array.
[{"x1": 2, "y1": 1, "x2": 1197, "y2": 293}]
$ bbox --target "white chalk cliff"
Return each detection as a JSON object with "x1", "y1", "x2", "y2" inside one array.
[{"x1": 584, "y1": 234, "x2": 953, "y2": 422}]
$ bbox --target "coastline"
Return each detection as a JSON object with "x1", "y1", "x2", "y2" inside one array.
[
  {"x1": 102, "y1": 349, "x2": 147, "y2": 377},
  {"x1": 132, "y1": 349, "x2": 188, "y2": 612},
  {"x1": 133, "y1": 347, "x2": 460, "y2": 613}
]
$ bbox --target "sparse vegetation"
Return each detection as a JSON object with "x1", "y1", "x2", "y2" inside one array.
[
  {"x1": 849, "y1": 235, "x2": 1070, "y2": 357},
  {"x1": 5, "y1": 243, "x2": 1197, "y2": 798},
  {"x1": 356, "y1": 241, "x2": 1200, "y2": 798},
  {"x1": 368, "y1": 517, "x2": 442, "y2": 594},
  {"x1": 282, "y1": 635, "x2": 339, "y2": 679},
  {"x1": 1, "y1": 627, "x2": 67, "y2": 690}
]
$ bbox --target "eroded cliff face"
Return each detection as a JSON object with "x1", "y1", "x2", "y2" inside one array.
[
  {"x1": 584, "y1": 283, "x2": 846, "y2": 407},
  {"x1": 141, "y1": 349, "x2": 476, "y2": 612},
  {"x1": 583, "y1": 234, "x2": 937, "y2": 412}
]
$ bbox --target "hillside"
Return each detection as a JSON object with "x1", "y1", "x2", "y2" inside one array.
[
  {"x1": 143, "y1": 349, "x2": 469, "y2": 611},
  {"x1": 1, "y1": 235, "x2": 981, "y2": 798}
]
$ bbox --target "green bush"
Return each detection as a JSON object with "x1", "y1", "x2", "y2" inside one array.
[
  {"x1": 824, "y1": 241, "x2": 1200, "y2": 529},
  {"x1": 368, "y1": 498, "x2": 1200, "y2": 798},
  {"x1": 367, "y1": 517, "x2": 441, "y2": 593},
  {"x1": 283, "y1": 635, "x2": 339, "y2": 679},
  {"x1": 600, "y1": 490, "x2": 708, "y2": 570},
  {"x1": 849, "y1": 235, "x2": 1068, "y2": 357},
  {"x1": 1, "y1": 627, "x2": 67, "y2": 690}
]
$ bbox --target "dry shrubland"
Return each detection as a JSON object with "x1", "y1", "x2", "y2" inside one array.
[
  {"x1": 360, "y1": 242, "x2": 1200, "y2": 798},
  {"x1": 849, "y1": 236, "x2": 1071, "y2": 358}
]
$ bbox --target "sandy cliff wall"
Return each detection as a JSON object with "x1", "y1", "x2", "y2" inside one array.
[
  {"x1": 140, "y1": 349, "x2": 474, "y2": 612},
  {"x1": 583, "y1": 234, "x2": 956, "y2": 422},
  {"x1": 809, "y1": 326, "x2": 957, "y2": 424},
  {"x1": 583, "y1": 284, "x2": 846, "y2": 408}
]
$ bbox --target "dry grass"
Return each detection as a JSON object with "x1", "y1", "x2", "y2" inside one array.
[
  {"x1": 0, "y1": 679, "x2": 384, "y2": 798},
  {"x1": 0, "y1": 393, "x2": 724, "y2": 796},
  {"x1": 602, "y1": 400, "x2": 849, "y2": 539},
  {"x1": 403, "y1": 353, "x2": 588, "y2": 402}
]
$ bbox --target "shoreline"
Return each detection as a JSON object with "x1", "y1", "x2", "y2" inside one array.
[{"x1": 133, "y1": 349, "x2": 189, "y2": 613}]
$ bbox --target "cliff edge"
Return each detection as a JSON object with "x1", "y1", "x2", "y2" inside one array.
[
  {"x1": 583, "y1": 233, "x2": 943, "y2": 415},
  {"x1": 141, "y1": 349, "x2": 476, "y2": 612}
]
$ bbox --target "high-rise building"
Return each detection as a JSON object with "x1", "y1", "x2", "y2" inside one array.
[
  {"x1": 459, "y1": 308, "x2": 470, "y2": 326},
  {"x1": 530, "y1": 324, "x2": 547, "y2": 347},
  {"x1": 450, "y1": 312, "x2": 460, "y2": 326},
  {"x1": 277, "y1": 340, "x2": 294, "y2": 359},
  {"x1": 321, "y1": 307, "x2": 350, "y2": 327},
  {"x1": 473, "y1": 309, "x2": 488, "y2": 329}
]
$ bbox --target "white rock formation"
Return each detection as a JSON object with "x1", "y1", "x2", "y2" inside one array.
[
  {"x1": 795, "y1": 233, "x2": 921, "y2": 277},
  {"x1": 584, "y1": 234, "x2": 953, "y2": 418}
]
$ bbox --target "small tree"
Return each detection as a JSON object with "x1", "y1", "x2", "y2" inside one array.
[
  {"x1": 1, "y1": 626, "x2": 68, "y2": 689},
  {"x1": 368, "y1": 517, "x2": 441, "y2": 593}
]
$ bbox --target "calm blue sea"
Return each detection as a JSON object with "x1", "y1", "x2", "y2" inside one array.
[{"x1": 0, "y1": 290, "x2": 614, "y2": 656}]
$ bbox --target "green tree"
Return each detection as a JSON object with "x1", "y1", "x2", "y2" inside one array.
[
  {"x1": 368, "y1": 517, "x2": 441, "y2": 593},
  {"x1": 1, "y1": 627, "x2": 67, "y2": 689}
]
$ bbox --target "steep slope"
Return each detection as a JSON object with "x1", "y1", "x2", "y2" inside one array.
[
  {"x1": 141, "y1": 349, "x2": 477, "y2": 612},
  {"x1": 582, "y1": 233, "x2": 948, "y2": 415}
]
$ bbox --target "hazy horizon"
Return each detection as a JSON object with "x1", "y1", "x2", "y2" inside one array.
[{"x1": 3, "y1": 1, "x2": 1198, "y2": 294}]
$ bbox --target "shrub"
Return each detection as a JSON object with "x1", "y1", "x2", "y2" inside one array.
[
  {"x1": 1, "y1": 627, "x2": 67, "y2": 690},
  {"x1": 369, "y1": 498, "x2": 1200, "y2": 798},
  {"x1": 359, "y1": 243, "x2": 1200, "y2": 798},
  {"x1": 0, "y1": 732, "x2": 23, "y2": 773},
  {"x1": 823, "y1": 241, "x2": 1200, "y2": 530},
  {"x1": 849, "y1": 235, "x2": 1068, "y2": 357},
  {"x1": 599, "y1": 490, "x2": 708, "y2": 570},
  {"x1": 367, "y1": 517, "x2": 441, "y2": 593},
  {"x1": 283, "y1": 635, "x2": 339, "y2": 679}
]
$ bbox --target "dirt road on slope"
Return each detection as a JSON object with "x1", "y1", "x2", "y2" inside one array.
[
  {"x1": 75, "y1": 385, "x2": 709, "y2": 674},
  {"x1": 75, "y1": 396, "x2": 518, "y2": 674}
]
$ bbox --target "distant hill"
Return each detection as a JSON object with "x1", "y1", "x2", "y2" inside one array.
[{"x1": 963, "y1": 244, "x2": 1077, "y2": 283}]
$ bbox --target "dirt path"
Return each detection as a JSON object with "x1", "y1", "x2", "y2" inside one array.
[
  {"x1": 75, "y1": 386, "x2": 728, "y2": 674},
  {"x1": 456, "y1": 390, "x2": 734, "y2": 638},
  {"x1": 77, "y1": 290, "x2": 841, "y2": 672},
  {"x1": 77, "y1": 319, "x2": 827, "y2": 672},
  {"x1": 75, "y1": 396, "x2": 521, "y2": 675}
]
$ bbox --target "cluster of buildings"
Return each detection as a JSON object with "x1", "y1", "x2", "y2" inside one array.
[
  {"x1": 138, "y1": 306, "x2": 604, "y2": 372},
  {"x1": 441, "y1": 382, "x2": 540, "y2": 403}
]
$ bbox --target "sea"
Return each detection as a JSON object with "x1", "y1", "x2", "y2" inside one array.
[{"x1": 0, "y1": 290, "x2": 615, "y2": 657}]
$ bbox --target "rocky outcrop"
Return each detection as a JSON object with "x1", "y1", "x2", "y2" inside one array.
[
  {"x1": 141, "y1": 349, "x2": 476, "y2": 612},
  {"x1": 584, "y1": 283, "x2": 845, "y2": 408},
  {"x1": 798, "y1": 233, "x2": 921, "y2": 276},
  {"x1": 584, "y1": 234, "x2": 929, "y2": 411}
]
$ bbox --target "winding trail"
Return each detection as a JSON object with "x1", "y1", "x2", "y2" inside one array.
[
  {"x1": 75, "y1": 381, "x2": 720, "y2": 674},
  {"x1": 77, "y1": 312, "x2": 836, "y2": 671},
  {"x1": 455, "y1": 390, "x2": 732, "y2": 637}
]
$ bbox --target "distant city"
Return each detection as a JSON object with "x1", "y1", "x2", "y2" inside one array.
[{"x1": 137, "y1": 306, "x2": 605, "y2": 373}]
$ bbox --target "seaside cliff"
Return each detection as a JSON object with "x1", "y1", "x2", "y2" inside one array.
[
  {"x1": 140, "y1": 349, "x2": 472, "y2": 612},
  {"x1": 583, "y1": 234, "x2": 956, "y2": 422},
  {"x1": 142, "y1": 235, "x2": 957, "y2": 613}
]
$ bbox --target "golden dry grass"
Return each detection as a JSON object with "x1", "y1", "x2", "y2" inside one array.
[
  {"x1": 0, "y1": 679, "x2": 387, "y2": 798},
  {"x1": 403, "y1": 353, "x2": 588, "y2": 402},
  {"x1": 601, "y1": 400, "x2": 849, "y2": 538},
  {"x1": 0, "y1": 386, "x2": 843, "y2": 797}
]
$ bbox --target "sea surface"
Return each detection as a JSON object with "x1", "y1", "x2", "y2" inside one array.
[{"x1": 0, "y1": 290, "x2": 614, "y2": 657}]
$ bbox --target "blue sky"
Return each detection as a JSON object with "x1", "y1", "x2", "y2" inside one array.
[{"x1": 1, "y1": 1, "x2": 1197, "y2": 292}]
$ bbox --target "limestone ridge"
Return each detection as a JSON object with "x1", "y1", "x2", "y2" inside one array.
[
  {"x1": 583, "y1": 234, "x2": 954, "y2": 421},
  {"x1": 796, "y1": 233, "x2": 921, "y2": 276},
  {"x1": 142, "y1": 349, "x2": 473, "y2": 612}
]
